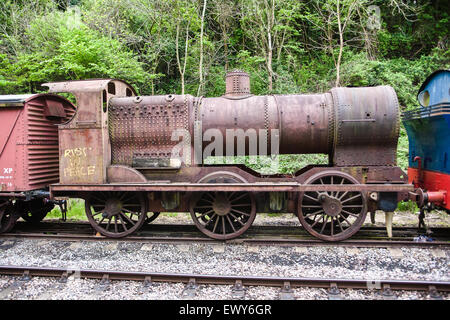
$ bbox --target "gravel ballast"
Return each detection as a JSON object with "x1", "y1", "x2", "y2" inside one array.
[{"x1": 0, "y1": 235, "x2": 448, "y2": 300}]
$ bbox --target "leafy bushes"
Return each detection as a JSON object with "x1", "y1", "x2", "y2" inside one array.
[{"x1": 0, "y1": 10, "x2": 149, "y2": 94}]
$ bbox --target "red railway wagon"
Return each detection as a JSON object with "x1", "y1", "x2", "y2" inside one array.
[{"x1": 0, "y1": 93, "x2": 76, "y2": 232}]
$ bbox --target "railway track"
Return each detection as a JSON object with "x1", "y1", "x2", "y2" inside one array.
[
  {"x1": 0, "y1": 265, "x2": 448, "y2": 300},
  {"x1": 0, "y1": 221, "x2": 449, "y2": 248}
]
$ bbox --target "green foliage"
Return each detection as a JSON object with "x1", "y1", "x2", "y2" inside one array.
[
  {"x1": 0, "y1": 10, "x2": 149, "y2": 94},
  {"x1": 0, "y1": 0, "x2": 449, "y2": 171},
  {"x1": 205, "y1": 154, "x2": 328, "y2": 175},
  {"x1": 339, "y1": 49, "x2": 450, "y2": 108},
  {"x1": 397, "y1": 200, "x2": 418, "y2": 213},
  {"x1": 47, "y1": 199, "x2": 86, "y2": 220}
]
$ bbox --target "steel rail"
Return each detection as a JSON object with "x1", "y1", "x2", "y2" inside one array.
[
  {"x1": 1, "y1": 232, "x2": 448, "y2": 249},
  {"x1": 1, "y1": 222, "x2": 449, "y2": 248},
  {"x1": 0, "y1": 265, "x2": 448, "y2": 293}
]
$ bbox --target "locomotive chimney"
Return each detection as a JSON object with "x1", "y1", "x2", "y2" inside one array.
[{"x1": 225, "y1": 70, "x2": 250, "y2": 97}]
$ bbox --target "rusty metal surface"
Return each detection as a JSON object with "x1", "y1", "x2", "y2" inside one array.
[
  {"x1": 48, "y1": 80, "x2": 137, "y2": 184},
  {"x1": 331, "y1": 86, "x2": 400, "y2": 166},
  {"x1": 101, "y1": 83, "x2": 399, "y2": 166},
  {"x1": 0, "y1": 94, "x2": 75, "y2": 192},
  {"x1": 43, "y1": 79, "x2": 137, "y2": 96},
  {"x1": 108, "y1": 95, "x2": 192, "y2": 166},
  {"x1": 58, "y1": 128, "x2": 104, "y2": 184},
  {"x1": 50, "y1": 182, "x2": 414, "y2": 193},
  {"x1": 224, "y1": 70, "x2": 251, "y2": 97},
  {"x1": 276, "y1": 94, "x2": 331, "y2": 154},
  {"x1": 107, "y1": 165, "x2": 147, "y2": 183}
]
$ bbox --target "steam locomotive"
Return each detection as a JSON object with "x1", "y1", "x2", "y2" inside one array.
[{"x1": 0, "y1": 70, "x2": 448, "y2": 241}]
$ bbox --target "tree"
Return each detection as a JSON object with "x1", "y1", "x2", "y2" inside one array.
[
  {"x1": 1, "y1": 10, "x2": 148, "y2": 93},
  {"x1": 197, "y1": 0, "x2": 207, "y2": 96},
  {"x1": 240, "y1": 0, "x2": 301, "y2": 92},
  {"x1": 211, "y1": 1, "x2": 237, "y2": 72}
]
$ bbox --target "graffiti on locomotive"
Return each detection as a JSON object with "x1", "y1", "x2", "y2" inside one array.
[{"x1": 62, "y1": 146, "x2": 96, "y2": 177}]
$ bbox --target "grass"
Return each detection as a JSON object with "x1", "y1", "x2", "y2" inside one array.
[
  {"x1": 396, "y1": 200, "x2": 419, "y2": 213},
  {"x1": 45, "y1": 199, "x2": 181, "y2": 221},
  {"x1": 46, "y1": 199, "x2": 87, "y2": 221}
]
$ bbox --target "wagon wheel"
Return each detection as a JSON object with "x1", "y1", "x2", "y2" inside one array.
[
  {"x1": 85, "y1": 191, "x2": 146, "y2": 238},
  {"x1": 189, "y1": 172, "x2": 256, "y2": 240},
  {"x1": 0, "y1": 200, "x2": 18, "y2": 233},
  {"x1": 298, "y1": 171, "x2": 367, "y2": 241},
  {"x1": 145, "y1": 212, "x2": 160, "y2": 224},
  {"x1": 21, "y1": 199, "x2": 55, "y2": 224}
]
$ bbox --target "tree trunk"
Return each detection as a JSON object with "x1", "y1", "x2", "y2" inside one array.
[
  {"x1": 335, "y1": 0, "x2": 343, "y2": 87},
  {"x1": 267, "y1": 0, "x2": 274, "y2": 92},
  {"x1": 197, "y1": 0, "x2": 207, "y2": 96}
]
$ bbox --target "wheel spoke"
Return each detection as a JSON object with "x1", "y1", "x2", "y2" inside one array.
[
  {"x1": 303, "y1": 205, "x2": 322, "y2": 209},
  {"x1": 230, "y1": 208, "x2": 250, "y2": 216},
  {"x1": 303, "y1": 194, "x2": 319, "y2": 202},
  {"x1": 122, "y1": 208, "x2": 137, "y2": 214},
  {"x1": 319, "y1": 216, "x2": 328, "y2": 234},
  {"x1": 118, "y1": 215, "x2": 128, "y2": 231},
  {"x1": 222, "y1": 217, "x2": 226, "y2": 235},
  {"x1": 205, "y1": 192, "x2": 215, "y2": 201},
  {"x1": 304, "y1": 209, "x2": 324, "y2": 218},
  {"x1": 194, "y1": 205, "x2": 214, "y2": 209},
  {"x1": 227, "y1": 192, "x2": 236, "y2": 200},
  {"x1": 230, "y1": 193, "x2": 248, "y2": 203},
  {"x1": 338, "y1": 191, "x2": 349, "y2": 200},
  {"x1": 200, "y1": 197, "x2": 213, "y2": 204},
  {"x1": 341, "y1": 194, "x2": 362, "y2": 204},
  {"x1": 310, "y1": 215, "x2": 322, "y2": 228},
  {"x1": 330, "y1": 217, "x2": 334, "y2": 236},
  {"x1": 229, "y1": 212, "x2": 245, "y2": 226},
  {"x1": 197, "y1": 209, "x2": 215, "y2": 220},
  {"x1": 105, "y1": 217, "x2": 112, "y2": 231},
  {"x1": 226, "y1": 215, "x2": 237, "y2": 232},
  {"x1": 339, "y1": 214, "x2": 353, "y2": 226},
  {"x1": 336, "y1": 217, "x2": 345, "y2": 232},
  {"x1": 120, "y1": 212, "x2": 135, "y2": 225},
  {"x1": 91, "y1": 194, "x2": 107, "y2": 203},
  {"x1": 231, "y1": 203, "x2": 252, "y2": 207},
  {"x1": 122, "y1": 204, "x2": 141, "y2": 208},
  {"x1": 212, "y1": 215, "x2": 220, "y2": 233},
  {"x1": 341, "y1": 209, "x2": 360, "y2": 217},
  {"x1": 92, "y1": 210, "x2": 104, "y2": 217},
  {"x1": 335, "y1": 178, "x2": 345, "y2": 199},
  {"x1": 204, "y1": 213, "x2": 217, "y2": 227}
]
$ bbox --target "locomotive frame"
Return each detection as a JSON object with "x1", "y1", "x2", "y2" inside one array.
[{"x1": 41, "y1": 73, "x2": 418, "y2": 241}]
